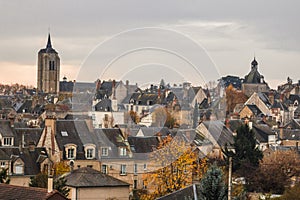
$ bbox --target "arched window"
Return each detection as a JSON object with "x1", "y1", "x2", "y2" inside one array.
[
  {"x1": 84, "y1": 144, "x2": 96, "y2": 159},
  {"x1": 64, "y1": 144, "x2": 77, "y2": 159}
]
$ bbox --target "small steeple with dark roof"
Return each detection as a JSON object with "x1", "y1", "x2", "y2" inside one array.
[
  {"x1": 251, "y1": 57, "x2": 258, "y2": 70},
  {"x1": 46, "y1": 33, "x2": 52, "y2": 49}
]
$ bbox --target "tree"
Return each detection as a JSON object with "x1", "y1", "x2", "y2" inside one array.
[
  {"x1": 276, "y1": 183, "x2": 300, "y2": 200},
  {"x1": 142, "y1": 135, "x2": 207, "y2": 199},
  {"x1": 225, "y1": 124, "x2": 263, "y2": 175},
  {"x1": 250, "y1": 150, "x2": 300, "y2": 194},
  {"x1": 29, "y1": 173, "x2": 48, "y2": 188},
  {"x1": 30, "y1": 162, "x2": 70, "y2": 197},
  {"x1": 199, "y1": 164, "x2": 227, "y2": 200},
  {"x1": 54, "y1": 176, "x2": 70, "y2": 197},
  {"x1": 225, "y1": 84, "x2": 247, "y2": 115},
  {"x1": 0, "y1": 168, "x2": 10, "y2": 184}
]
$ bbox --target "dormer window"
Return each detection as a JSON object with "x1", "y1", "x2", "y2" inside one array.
[
  {"x1": 2, "y1": 137, "x2": 13, "y2": 146},
  {"x1": 101, "y1": 147, "x2": 109, "y2": 157},
  {"x1": 64, "y1": 144, "x2": 77, "y2": 160},
  {"x1": 119, "y1": 147, "x2": 127, "y2": 157},
  {"x1": 84, "y1": 144, "x2": 96, "y2": 159}
]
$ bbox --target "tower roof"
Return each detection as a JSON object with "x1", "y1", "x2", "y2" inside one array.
[
  {"x1": 46, "y1": 33, "x2": 52, "y2": 48},
  {"x1": 251, "y1": 57, "x2": 258, "y2": 67},
  {"x1": 38, "y1": 33, "x2": 57, "y2": 54},
  {"x1": 244, "y1": 57, "x2": 265, "y2": 84}
]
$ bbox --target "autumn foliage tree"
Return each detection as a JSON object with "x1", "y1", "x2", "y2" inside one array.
[
  {"x1": 141, "y1": 135, "x2": 207, "y2": 199},
  {"x1": 225, "y1": 84, "x2": 247, "y2": 115},
  {"x1": 250, "y1": 150, "x2": 300, "y2": 194}
]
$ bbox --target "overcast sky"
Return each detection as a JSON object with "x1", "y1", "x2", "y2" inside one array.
[{"x1": 0, "y1": 0, "x2": 300, "y2": 89}]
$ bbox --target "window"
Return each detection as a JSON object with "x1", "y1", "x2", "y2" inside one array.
[
  {"x1": 84, "y1": 144, "x2": 96, "y2": 159},
  {"x1": 61, "y1": 131, "x2": 68, "y2": 137},
  {"x1": 119, "y1": 147, "x2": 127, "y2": 156},
  {"x1": 65, "y1": 144, "x2": 77, "y2": 160},
  {"x1": 101, "y1": 147, "x2": 108, "y2": 156},
  {"x1": 133, "y1": 180, "x2": 138, "y2": 189},
  {"x1": 87, "y1": 165, "x2": 93, "y2": 168},
  {"x1": 67, "y1": 148, "x2": 75, "y2": 159},
  {"x1": 3, "y1": 137, "x2": 13, "y2": 146},
  {"x1": 15, "y1": 165, "x2": 23, "y2": 174},
  {"x1": 0, "y1": 162, "x2": 5, "y2": 168},
  {"x1": 101, "y1": 165, "x2": 107, "y2": 174},
  {"x1": 49, "y1": 61, "x2": 55, "y2": 70},
  {"x1": 86, "y1": 148, "x2": 94, "y2": 159},
  {"x1": 143, "y1": 163, "x2": 147, "y2": 171},
  {"x1": 120, "y1": 164, "x2": 126, "y2": 175},
  {"x1": 134, "y1": 164, "x2": 138, "y2": 175}
]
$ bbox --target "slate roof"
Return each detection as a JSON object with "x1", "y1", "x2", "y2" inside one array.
[
  {"x1": 128, "y1": 136, "x2": 159, "y2": 153},
  {"x1": 245, "y1": 104, "x2": 262, "y2": 116},
  {"x1": 16, "y1": 100, "x2": 32, "y2": 113},
  {"x1": 14, "y1": 128, "x2": 43, "y2": 146},
  {"x1": 219, "y1": 75, "x2": 242, "y2": 89},
  {"x1": 201, "y1": 121, "x2": 234, "y2": 147},
  {"x1": 157, "y1": 184, "x2": 201, "y2": 200},
  {"x1": 0, "y1": 147, "x2": 48, "y2": 175},
  {"x1": 64, "y1": 167, "x2": 129, "y2": 188},
  {"x1": 95, "y1": 98, "x2": 112, "y2": 111},
  {"x1": 55, "y1": 120, "x2": 86, "y2": 160},
  {"x1": 94, "y1": 128, "x2": 128, "y2": 159},
  {"x1": 0, "y1": 120, "x2": 14, "y2": 137},
  {"x1": 0, "y1": 183, "x2": 67, "y2": 200},
  {"x1": 280, "y1": 129, "x2": 300, "y2": 140},
  {"x1": 272, "y1": 99, "x2": 288, "y2": 111},
  {"x1": 243, "y1": 58, "x2": 265, "y2": 84},
  {"x1": 283, "y1": 119, "x2": 300, "y2": 129},
  {"x1": 252, "y1": 124, "x2": 275, "y2": 143}
]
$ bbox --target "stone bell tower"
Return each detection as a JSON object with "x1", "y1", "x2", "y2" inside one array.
[{"x1": 37, "y1": 33, "x2": 60, "y2": 94}]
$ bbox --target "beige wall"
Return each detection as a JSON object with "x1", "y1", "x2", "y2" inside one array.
[
  {"x1": 10, "y1": 176, "x2": 31, "y2": 187},
  {"x1": 69, "y1": 186, "x2": 129, "y2": 200}
]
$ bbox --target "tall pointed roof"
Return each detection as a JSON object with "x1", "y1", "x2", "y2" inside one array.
[
  {"x1": 46, "y1": 33, "x2": 52, "y2": 48},
  {"x1": 38, "y1": 33, "x2": 57, "y2": 54}
]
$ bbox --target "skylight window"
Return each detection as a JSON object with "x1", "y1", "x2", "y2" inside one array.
[{"x1": 61, "y1": 131, "x2": 68, "y2": 137}]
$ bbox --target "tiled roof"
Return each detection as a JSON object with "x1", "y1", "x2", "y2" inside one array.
[
  {"x1": 0, "y1": 183, "x2": 67, "y2": 200},
  {"x1": 65, "y1": 167, "x2": 129, "y2": 187}
]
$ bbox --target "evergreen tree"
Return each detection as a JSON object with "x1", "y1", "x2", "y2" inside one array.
[
  {"x1": 0, "y1": 168, "x2": 10, "y2": 184},
  {"x1": 29, "y1": 173, "x2": 48, "y2": 188},
  {"x1": 29, "y1": 173, "x2": 70, "y2": 197},
  {"x1": 54, "y1": 176, "x2": 70, "y2": 197},
  {"x1": 225, "y1": 124, "x2": 263, "y2": 174},
  {"x1": 199, "y1": 164, "x2": 227, "y2": 200}
]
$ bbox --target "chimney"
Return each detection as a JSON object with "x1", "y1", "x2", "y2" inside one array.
[
  {"x1": 47, "y1": 176, "x2": 53, "y2": 193},
  {"x1": 279, "y1": 126, "x2": 284, "y2": 140},
  {"x1": 112, "y1": 80, "x2": 116, "y2": 99},
  {"x1": 126, "y1": 80, "x2": 129, "y2": 95},
  {"x1": 248, "y1": 121, "x2": 253, "y2": 130},
  {"x1": 96, "y1": 79, "x2": 101, "y2": 91}
]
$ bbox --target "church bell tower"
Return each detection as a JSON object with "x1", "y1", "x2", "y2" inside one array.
[{"x1": 37, "y1": 33, "x2": 60, "y2": 94}]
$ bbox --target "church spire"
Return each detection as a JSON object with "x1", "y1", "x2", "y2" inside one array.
[{"x1": 46, "y1": 33, "x2": 52, "y2": 48}]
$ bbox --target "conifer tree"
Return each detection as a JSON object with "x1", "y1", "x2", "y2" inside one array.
[{"x1": 199, "y1": 164, "x2": 227, "y2": 200}]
